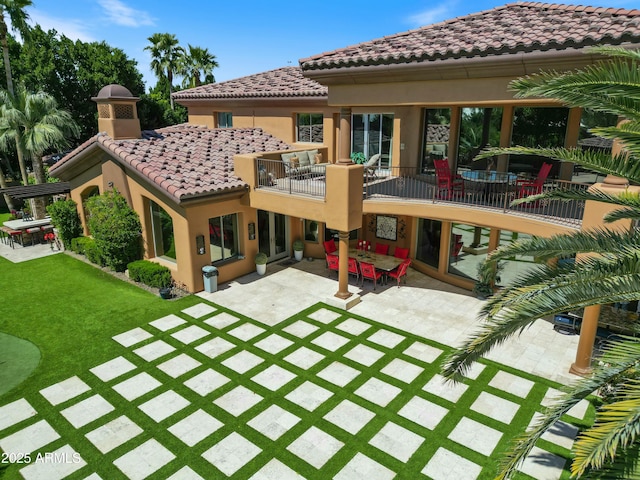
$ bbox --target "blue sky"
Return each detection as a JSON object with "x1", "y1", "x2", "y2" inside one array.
[{"x1": 26, "y1": 0, "x2": 640, "y2": 92}]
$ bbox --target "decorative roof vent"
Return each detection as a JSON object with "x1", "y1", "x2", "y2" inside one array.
[{"x1": 91, "y1": 84, "x2": 141, "y2": 140}]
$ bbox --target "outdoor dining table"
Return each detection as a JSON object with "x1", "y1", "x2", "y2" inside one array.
[
  {"x1": 3, "y1": 217, "x2": 53, "y2": 231},
  {"x1": 347, "y1": 248, "x2": 404, "y2": 272},
  {"x1": 460, "y1": 170, "x2": 518, "y2": 199}
]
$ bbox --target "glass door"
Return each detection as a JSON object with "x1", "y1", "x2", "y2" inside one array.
[
  {"x1": 351, "y1": 113, "x2": 394, "y2": 171},
  {"x1": 257, "y1": 210, "x2": 289, "y2": 262}
]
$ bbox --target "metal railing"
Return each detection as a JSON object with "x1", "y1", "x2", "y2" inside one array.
[{"x1": 256, "y1": 158, "x2": 326, "y2": 198}]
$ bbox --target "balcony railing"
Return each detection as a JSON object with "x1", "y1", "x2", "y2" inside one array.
[
  {"x1": 365, "y1": 167, "x2": 588, "y2": 227},
  {"x1": 256, "y1": 158, "x2": 326, "y2": 198}
]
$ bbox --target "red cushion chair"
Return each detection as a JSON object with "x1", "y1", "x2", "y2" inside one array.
[
  {"x1": 359, "y1": 261, "x2": 383, "y2": 289},
  {"x1": 388, "y1": 259, "x2": 411, "y2": 287},
  {"x1": 434, "y1": 158, "x2": 464, "y2": 199},
  {"x1": 326, "y1": 253, "x2": 339, "y2": 278},
  {"x1": 393, "y1": 247, "x2": 409, "y2": 259},
  {"x1": 375, "y1": 243, "x2": 389, "y2": 255},
  {"x1": 348, "y1": 257, "x2": 360, "y2": 282},
  {"x1": 323, "y1": 240, "x2": 337, "y2": 254}
]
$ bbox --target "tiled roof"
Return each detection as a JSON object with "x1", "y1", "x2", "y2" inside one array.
[
  {"x1": 52, "y1": 125, "x2": 290, "y2": 203},
  {"x1": 173, "y1": 66, "x2": 327, "y2": 100},
  {"x1": 300, "y1": 2, "x2": 640, "y2": 71}
]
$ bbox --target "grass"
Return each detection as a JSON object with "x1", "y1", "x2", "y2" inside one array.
[{"x1": 0, "y1": 253, "x2": 594, "y2": 479}]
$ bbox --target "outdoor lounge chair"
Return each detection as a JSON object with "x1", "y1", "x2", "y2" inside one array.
[
  {"x1": 434, "y1": 158, "x2": 465, "y2": 199},
  {"x1": 363, "y1": 154, "x2": 380, "y2": 179}
]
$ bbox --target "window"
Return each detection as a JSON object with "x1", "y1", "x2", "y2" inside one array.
[
  {"x1": 297, "y1": 114, "x2": 323, "y2": 143},
  {"x1": 415, "y1": 218, "x2": 441, "y2": 269},
  {"x1": 421, "y1": 109, "x2": 451, "y2": 173},
  {"x1": 352, "y1": 114, "x2": 393, "y2": 169},
  {"x1": 217, "y1": 112, "x2": 232, "y2": 128},
  {"x1": 209, "y1": 214, "x2": 239, "y2": 262},
  {"x1": 150, "y1": 201, "x2": 176, "y2": 260},
  {"x1": 304, "y1": 219, "x2": 319, "y2": 242},
  {"x1": 457, "y1": 107, "x2": 503, "y2": 170}
]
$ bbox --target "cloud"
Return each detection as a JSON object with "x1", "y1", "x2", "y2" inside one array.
[
  {"x1": 407, "y1": 4, "x2": 453, "y2": 27},
  {"x1": 27, "y1": 10, "x2": 95, "y2": 42},
  {"x1": 97, "y1": 0, "x2": 155, "y2": 27}
]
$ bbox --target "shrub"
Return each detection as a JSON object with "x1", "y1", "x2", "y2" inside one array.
[
  {"x1": 85, "y1": 189, "x2": 142, "y2": 272},
  {"x1": 71, "y1": 236, "x2": 90, "y2": 254},
  {"x1": 84, "y1": 239, "x2": 104, "y2": 266},
  {"x1": 127, "y1": 260, "x2": 172, "y2": 288},
  {"x1": 47, "y1": 199, "x2": 82, "y2": 248}
]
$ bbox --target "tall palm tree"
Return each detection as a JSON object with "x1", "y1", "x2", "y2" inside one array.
[
  {"x1": 144, "y1": 33, "x2": 184, "y2": 110},
  {"x1": 443, "y1": 46, "x2": 640, "y2": 479},
  {"x1": 0, "y1": 0, "x2": 30, "y2": 95},
  {"x1": 179, "y1": 44, "x2": 218, "y2": 89},
  {"x1": 0, "y1": 86, "x2": 79, "y2": 218}
]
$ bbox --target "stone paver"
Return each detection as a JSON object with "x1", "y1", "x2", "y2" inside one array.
[
  {"x1": 183, "y1": 368, "x2": 230, "y2": 396},
  {"x1": 398, "y1": 396, "x2": 448, "y2": 430},
  {"x1": 423, "y1": 373, "x2": 469, "y2": 403},
  {"x1": 40, "y1": 376, "x2": 91, "y2": 406},
  {"x1": 202, "y1": 432, "x2": 261, "y2": 476},
  {"x1": 336, "y1": 318, "x2": 371, "y2": 336},
  {"x1": 171, "y1": 325, "x2": 210, "y2": 344},
  {"x1": 167, "y1": 409, "x2": 223, "y2": 446},
  {"x1": 85, "y1": 415, "x2": 143, "y2": 454},
  {"x1": 334, "y1": 452, "x2": 396, "y2": 480},
  {"x1": 489, "y1": 371, "x2": 535, "y2": 398},
  {"x1": 112, "y1": 327, "x2": 153, "y2": 347},
  {"x1": 90, "y1": 356, "x2": 137, "y2": 382},
  {"x1": 228, "y1": 322, "x2": 266, "y2": 341},
  {"x1": 541, "y1": 420, "x2": 579, "y2": 450},
  {"x1": 251, "y1": 365, "x2": 296, "y2": 391},
  {"x1": 19, "y1": 445, "x2": 86, "y2": 480},
  {"x1": 0, "y1": 399, "x2": 37, "y2": 431},
  {"x1": 182, "y1": 303, "x2": 216, "y2": 318},
  {"x1": 214, "y1": 386, "x2": 263, "y2": 416},
  {"x1": 448, "y1": 417, "x2": 503, "y2": 456},
  {"x1": 113, "y1": 372, "x2": 162, "y2": 401},
  {"x1": 311, "y1": 331, "x2": 350, "y2": 351},
  {"x1": 355, "y1": 378, "x2": 402, "y2": 407},
  {"x1": 133, "y1": 340, "x2": 176, "y2": 362},
  {"x1": 567, "y1": 399, "x2": 590, "y2": 419},
  {"x1": 317, "y1": 361, "x2": 360, "y2": 387},
  {"x1": 167, "y1": 466, "x2": 204, "y2": 480},
  {"x1": 247, "y1": 405, "x2": 300, "y2": 440},
  {"x1": 367, "y1": 329, "x2": 405, "y2": 348},
  {"x1": 381, "y1": 358, "x2": 424, "y2": 383},
  {"x1": 403, "y1": 341, "x2": 443, "y2": 363},
  {"x1": 60, "y1": 394, "x2": 114, "y2": 428},
  {"x1": 324, "y1": 400, "x2": 375, "y2": 434},
  {"x1": 221, "y1": 350, "x2": 264, "y2": 373},
  {"x1": 369, "y1": 421, "x2": 424, "y2": 462},
  {"x1": 149, "y1": 314, "x2": 186, "y2": 331},
  {"x1": 471, "y1": 392, "x2": 520, "y2": 424},
  {"x1": 157, "y1": 353, "x2": 201, "y2": 378},
  {"x1": 0, "y1": 419, "x2": 60, "y2": 455},
  {"x1": 285, "y1": 381, "x2": 333, "y2": 411},
  {"x1": 343, "y1": 344, "x2": 385, "y2": 366},
  {"x1": 287, "y1": 426, "x2": 344, "y2": 468},
  {"x1": 464, "y1": 363, "x2": 486, "y2": 380},
  {"x1": 254, "y1": 333, "x2": 294, "y2": 354},
  {"x1": 281, "y1": 320, "x2": 319, "y2": 338},
  {"x1": 194, "y1": 337, "x2": 235, "y2": 358},
  {"x1": 284, "y1": 346, "x2": 324, "y2": 369},
  {"x1": 307, "y1": 308, "x2": 341, "y2": 324},
  {"x1": 138, "y1": 390, "x2": 190, "y2": 422},
  {"x1": 204, "y1": 312, "x2": 241, "y2": 329},
  {"x1": 249, "y1": 459, "x2": 304, "y2": 480},
  {"x1": 422, "y1": 448, "x2": 482, "y2": 480},
  {"x1": 113, "y1": 439, "x2": 175, "y2": 480},
  {"x1": 519, "y1": 446, "x2": 568, "y2": 480}
]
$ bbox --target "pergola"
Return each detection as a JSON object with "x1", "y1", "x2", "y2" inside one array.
[{"x1": 0, "y1": 182, "x2": 71, "y2": 200}]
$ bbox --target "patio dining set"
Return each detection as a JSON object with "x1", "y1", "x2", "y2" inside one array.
[
  {"x1": 0, "y1": 214, "x2": 57, "y2": 249},
  {"x1": 324, "y1": 239, "x2": 411, "y2": 290}
]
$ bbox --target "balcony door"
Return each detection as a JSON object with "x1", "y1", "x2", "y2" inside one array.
[
  {"x1": 352, "y1": 114, "x2": 393, "y2": 171},
  {"x1": 258, "y1": 210, "x2": 289, "y2": 262}
]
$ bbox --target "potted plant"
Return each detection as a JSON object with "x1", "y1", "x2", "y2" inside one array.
[
  {"x1": 255, "y1": 252, "x2": 268, "y2": 275},
  {"x1": 350, "y1": 152, "x2": 366, "y2": 164},
  {"x1": 159, "y1": 282, "x2": 173, "y2": 300},
  {"x1": 293, "y1": 239, "x2": 304, "y2": 261}
]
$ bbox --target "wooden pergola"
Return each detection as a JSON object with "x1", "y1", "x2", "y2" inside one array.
[{"x1": 0, "y1": 182, "x2": 71, "y2": 200}]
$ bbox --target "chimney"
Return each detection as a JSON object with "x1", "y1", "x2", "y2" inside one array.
[{"x1": 91, "y1": 84, "x2": 141, "y2": 139}]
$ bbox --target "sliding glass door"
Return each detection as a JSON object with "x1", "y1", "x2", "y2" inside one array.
[{"x1": 352, "y1": 114, "x2": 393, "y2": 170}]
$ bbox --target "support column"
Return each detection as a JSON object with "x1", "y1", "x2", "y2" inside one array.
[
  {"x1": 570, "y1": 304, "x2": 601, "y2": 375},
  {"x1": 334, "y1": 231, "x2": 352, "y2": 300},
  {"x1": 338, "y1": 108, "x2": 352, "y2": 164}
]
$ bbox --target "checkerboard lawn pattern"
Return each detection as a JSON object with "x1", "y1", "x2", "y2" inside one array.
[{"x1": 0, "y1": 302, "x2": 593, "y2": 479}]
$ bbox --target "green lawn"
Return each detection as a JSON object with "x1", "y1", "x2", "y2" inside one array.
[{"x1": 0, "y1": 253, "x2": 593, "y2": 479}]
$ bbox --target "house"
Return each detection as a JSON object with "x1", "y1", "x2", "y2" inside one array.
[{"x1": 51, "y1": 2, "x2": 640, "y2": 302}]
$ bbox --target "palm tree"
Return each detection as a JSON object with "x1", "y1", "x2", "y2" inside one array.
[
  {"x1": 179, "y1": 44, "x2": 218, "y2": 89},
  {"x1": 144, "y1": 33, "x2": 184, "y2": 110},
  {"x1": 0, "y1": 0, "x2": 30, "y2": 95},
  {"x1": 442, "y1": 46, "x2": 640, "y2": 479},
  {"x1": 0, "y1": 86, "x2": 79, "y2": 218}
]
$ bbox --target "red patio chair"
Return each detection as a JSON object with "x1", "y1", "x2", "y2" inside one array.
[
  {"x1": 359, "y1": 261, "x2": 383, "y2": 289},
  {"x1": 451, "y1": 234, "x2": 463, "y2": 264},
  {"x1": 348, "y1": 257, "x2": 360, "y2": 283},
  {"x1": 515, "y1": 162, "x2": 552, "y2": 206},
  {"x1": 326, "y1": 253, "x2": 339, "y2": 278},
  {"x1": 375, "y1": 243, "x2": 389, "y2": 255},
  {"x1": 388, "y1": 258, "x2": 411, "y2": 287},
  {"x1": 393, "y1": 247, "x2": 409, "y2": 259},
  {"x1": 323, "y1": 239, "x2": 337, "y2": 255},
  {"x1": 434, "y1": 158, "x2": 464, "y2": 199}
]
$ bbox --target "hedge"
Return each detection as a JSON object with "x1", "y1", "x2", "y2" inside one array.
[{"x1": 127, "y1": 260, "x2": 172, "y2": 288}]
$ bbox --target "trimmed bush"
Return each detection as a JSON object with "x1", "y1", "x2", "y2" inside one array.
[
  {"x1": 127, "y1": 260, "x2": 172, "y2": 288},
  {"x1": 71, "y1": 237, "x2": 91, "y2": 255},
  {"x1": 47, "y1": 199, "x2": 82, "y2": 248},
  {"x1": 84, "y1": 239, "x2": 104, "y2": 266}
]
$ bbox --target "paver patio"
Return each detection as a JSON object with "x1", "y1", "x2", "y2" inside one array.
[{"x1": 0, "y1": 296, "x2": 591, "y2": 479}]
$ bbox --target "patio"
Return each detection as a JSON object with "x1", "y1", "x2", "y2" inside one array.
[{"x1": 0, "y1": 255, "x2": 587, "y2": 479}]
